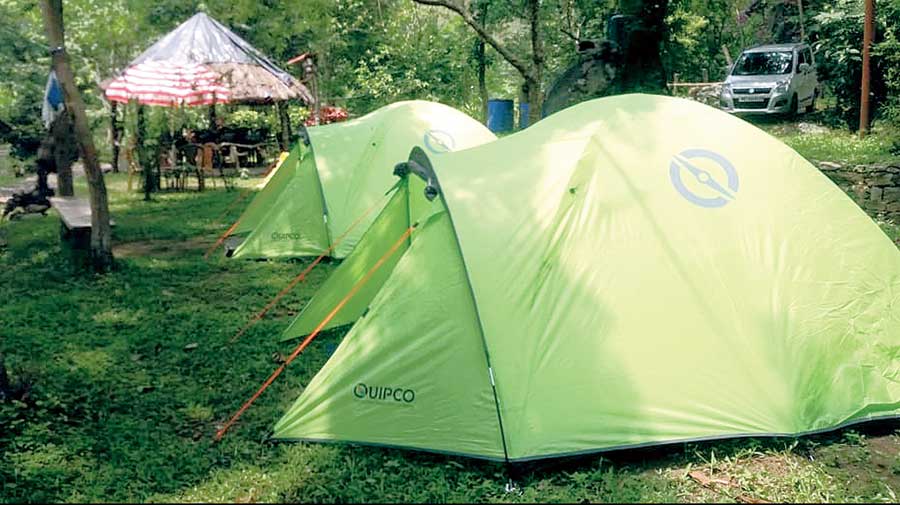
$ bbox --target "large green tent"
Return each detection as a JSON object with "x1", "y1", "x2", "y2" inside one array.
[
  {"x1": 269, "y1": 94, "x2": 900, "y2": 462},
  {"x1": 228, "y1": 100, "x2": 496, "y2": 259}
]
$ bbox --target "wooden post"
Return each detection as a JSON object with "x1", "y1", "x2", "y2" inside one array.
[
  {"x1": 110, "y1": 101, "x2": 120, "y2": 173},
  {"x1": 40, "y1": 0, "x2": 114, "y2": 271},
  {"x1": 208, "y1": 101, "x2": 217, "y2": 135},
  {"x1": 277, "y1": 101, "x2": 291, "y2": 151},
  {"x1": 859, "y1": 0, "x2": 875, "y2": 138},
  {"x1": 797, "y1": 0, "x2": 806, "y2": 41},
  {"x1": 137, "y1": 104, "x2": 152, "y2": 201},
  {"x1": 299, "y1": 56, "x2": 320, "y2": 125},
  {"x1": 309, "y1": 61, "x2": 320, "y2": 126}
]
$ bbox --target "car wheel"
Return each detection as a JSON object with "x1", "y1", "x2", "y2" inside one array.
[{"x1": 805, "y1": 90, "x2": 818, "y2": 113}]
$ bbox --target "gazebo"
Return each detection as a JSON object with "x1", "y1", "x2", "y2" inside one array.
[{"x1": 103, "y1": 12, "x2": 313, "y2": 192}]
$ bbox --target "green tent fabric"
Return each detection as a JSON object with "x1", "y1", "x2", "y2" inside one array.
[
  {"x1": 230, "y1": 100, "x2": 497, "y2": 259},
  {"x1": 272, "y1": 94, "x2": 900, "y2": 462}
]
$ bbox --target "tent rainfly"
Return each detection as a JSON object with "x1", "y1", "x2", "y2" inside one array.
[
  {"x1": 267, "y1": 94, "x2": 900, "y2": 462},
  {"x1": 227, "y1": 100, "x2": 497, "y2": 260}
]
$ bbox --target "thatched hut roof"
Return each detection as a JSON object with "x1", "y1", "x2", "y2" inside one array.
[
  {"x1": 106, "y1": 12, "x2": 312, "y2": 105},
  {"x1": 208, "y1": 63, "x2": 311, "y2": 104}
]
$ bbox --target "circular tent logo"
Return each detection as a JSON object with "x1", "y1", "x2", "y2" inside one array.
[
  {"x1": 669, "y1": 149, "x2": 739, "y2": 208},
  {"x1": 423, "y1": 129, "x2": 456, "y2": 154}
]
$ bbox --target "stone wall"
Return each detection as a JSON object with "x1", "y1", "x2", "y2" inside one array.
[{"x1": 817, "y1": 161, "x2": 900, "y2": 220}]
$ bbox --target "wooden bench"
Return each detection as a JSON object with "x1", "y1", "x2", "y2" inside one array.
[{"x1": 50, "y1": 197, "x2": 115, "y2": 251}]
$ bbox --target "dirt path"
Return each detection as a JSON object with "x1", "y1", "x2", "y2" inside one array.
[
  {"x1": 113, "y1": 236, "x2": 215, "y2": 258},
  {"x1": 0, "y1": 173, "x2": 46, "y2": 202},
  {"x1": 0, "y1": 164, "x2": 90, "y2": 203}
]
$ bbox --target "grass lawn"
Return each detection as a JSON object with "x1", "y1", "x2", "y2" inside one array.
[
  {"x1": 0, "y1": 173, "x2": 23, "y2": 189},
  {"x1": 1, "y1": 173, "x2": 899, "y2": 503},
  {"x1": 751, "y1": 116, "x2": 899, "y2": 166}
]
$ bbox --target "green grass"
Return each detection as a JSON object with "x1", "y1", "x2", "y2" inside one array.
[
  {"x1": 780, "y1": 130, "x2": 898, "y2": 166},
  {"x1": 0, "y1": 172, "x2": 22, "y2": 188},
  {"x1": 882, "y1": 220, "x2": 900, "y2": 243},
  {"x1": 755, "y1": 119, "x2": 900, "y2": 166},
  {"x1": 1, "y1": 173, "x2": 899, "y2": 503}
]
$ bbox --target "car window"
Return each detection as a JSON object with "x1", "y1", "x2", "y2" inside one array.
[
  {"x1": 797, "y1": 49, "x2": 806, "y2": 68},
  {"x1": 732, "y1": 51, "x2": 794, "y2": 76},
  {"x1": 804, "y1": 48, "x2": 813, "y2": 67}
]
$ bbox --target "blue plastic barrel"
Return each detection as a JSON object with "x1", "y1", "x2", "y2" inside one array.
[
  {"x1": 518, "y1": 102, "x2": 530, "y2": 129},
  {"x1": 486, "y1": 99, "x2": 514, "y2": 133}
]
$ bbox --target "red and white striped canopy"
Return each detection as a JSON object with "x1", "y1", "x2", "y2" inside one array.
[{"x1": 105, "y1": 62, "x2": 231, "y2": 107}]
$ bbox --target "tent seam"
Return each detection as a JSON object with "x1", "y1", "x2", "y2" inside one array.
[
  {"x1": 304, "y1": 138, "x2": 334, "y2": 250},
  {"x1": 428, "y1": 176, "x2": 512, "y2": 464}
]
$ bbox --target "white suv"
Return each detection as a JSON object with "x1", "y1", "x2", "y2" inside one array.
[{"x1": 719, "y1": 43, "x2": 820, "y2": 115}]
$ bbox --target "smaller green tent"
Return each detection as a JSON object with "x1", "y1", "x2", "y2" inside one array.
[
  {"x1": 269, "y1": 94, "x2": 900, "y2": 462},
  {"x1": 228, "y1": 100, "x2": 496, "y2": 260}
]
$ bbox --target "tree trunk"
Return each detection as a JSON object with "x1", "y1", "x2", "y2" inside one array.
[
  {"x1": 0, "y1": 352, "x2": 9, "y2": 401},
  {"x1": 110, "y1": 101, "x2": 120, "y2": 173},
  {"x1": 51, "y1": 110, "x2": 76, "y2": 196},
  {"x1": 277, "y1": 101, "x2": 291, "y2": 151},
  {"x1": 208, "y1": 102, "x2": 217, "y2": 134},
  {"x1": 137, "y1": 105, "x2": 152, "y2": 201},
  {"x1": 617, "y1": 0, "x2": 668, "y2": 93},
  {"x1": 527, "y1": 0, "x2": 544, "y2": 125},
  {"x1": 477, "y1": 42, "x2": 488, "y2": 122},
  {"x1": 526, "y1": 78, "x2": 543, "y2": 125},
  {"x1": 474, "y1": 2, "x2": 488, "y2": 123},
  {"x1": 40, "y1": 0, "x2": 114, "y2": 272},
  {"x1": 542, "y1": 0, "x2": 670, "y2": 115}
]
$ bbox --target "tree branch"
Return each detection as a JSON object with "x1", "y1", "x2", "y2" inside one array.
[
  {"x1": 560, "y1": 27, "x2": 580, "y2": 43},
  {"x1": 412, "y1": 0, "x2": 536, "y2": 80}
]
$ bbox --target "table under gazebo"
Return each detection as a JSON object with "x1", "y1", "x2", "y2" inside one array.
[{"x1": 102, "y1": 11, "x2": 313, "y2": 194}]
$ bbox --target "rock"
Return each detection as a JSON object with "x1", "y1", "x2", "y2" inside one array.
[
  {"x1": 797, "y1": 122, "x2": 829, "y2": 135},
  {"x1": 883, "y1": 187, "x2": 900, "y2": 203}
]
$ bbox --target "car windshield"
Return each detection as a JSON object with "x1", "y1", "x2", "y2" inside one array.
[{"x1": 732, "y1": 51, "x2": 793, "y2": 76}]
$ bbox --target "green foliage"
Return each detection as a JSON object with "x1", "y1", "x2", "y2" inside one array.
[
  {"x1": 663, "y1": 0, "x2": 741, "y2": 83},
  {"x1": 0, "y1": 0, "x2": 49, "y2": 159},
  {"x1": 810, "y1": 0, "x2": 900, "y2": 128},
  {"x1": 314, "y1": 0, "x2": 482, "y2": 115},
  {"x1": 872, "y1": 0, "x2": 900, "y2": 124}
]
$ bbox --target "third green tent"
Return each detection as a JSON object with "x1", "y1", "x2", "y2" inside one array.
[{"x1": 228, "y1": 100, "x2": 496, "y2": 260}]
